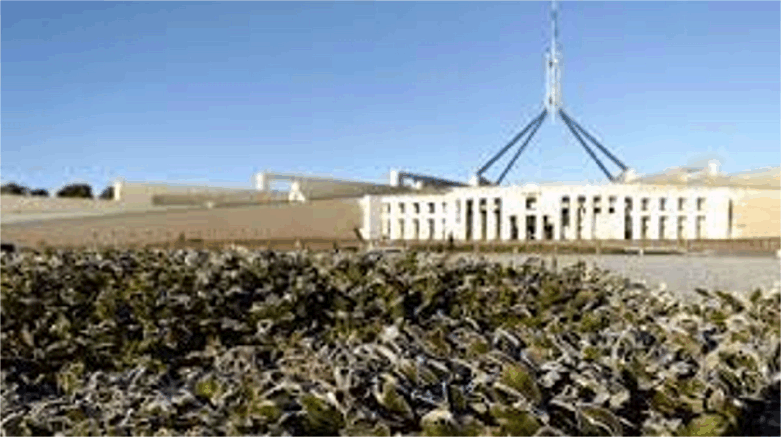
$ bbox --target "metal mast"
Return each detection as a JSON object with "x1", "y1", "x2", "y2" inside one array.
[
  {"x1": 472, "y1": 1, "x2": 632, "y2": 185},
  {"x1": 545, "y1": 0, "x2": 562, "y2": 121}
]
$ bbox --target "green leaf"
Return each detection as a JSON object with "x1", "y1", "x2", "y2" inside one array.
[
  {"x1": 677, "y1": 414, "x2": 731, "y2": 436},
  {"x1": 501, "y1": 363, "x2": 541, "y2": 405},
  {"x1": 300, "y1": 393, "x2": 345, "y2": 435},
  {"x1": 490, "y1": 404, "x2": 541, "y2": 436}
]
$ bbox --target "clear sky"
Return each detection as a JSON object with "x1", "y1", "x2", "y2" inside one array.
[{"x1": 2, "y1": 1, "x2": 779, "y2": 193}]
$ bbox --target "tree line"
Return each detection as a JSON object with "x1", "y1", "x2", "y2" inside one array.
[{"x1": 0, "y1": 182, "x2": 114, "y2": 200}]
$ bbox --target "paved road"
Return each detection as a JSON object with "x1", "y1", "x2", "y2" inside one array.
[{"x1": 454, "y1": 253, "x2": 780, "y2": 301}]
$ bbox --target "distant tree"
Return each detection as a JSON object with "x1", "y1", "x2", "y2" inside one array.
[
  {"x1": 30, "y1": 189, "x2": 49, "y2": 197},
  {"x1": 99, "y1": 185, "x2": 114, "y2": 200},
  {"x1": 1, "y1": 182, "x2": 29, "y2": 196},
  {"x1": 56, "y1": 183, "x2": 93, "y2": 199}
]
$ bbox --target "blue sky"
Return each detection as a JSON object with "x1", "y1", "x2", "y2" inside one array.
[{"x1": 2, "y1": 1, "x2": 779, "y2": 193}]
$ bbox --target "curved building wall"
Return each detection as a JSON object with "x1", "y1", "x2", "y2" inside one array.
[{"x1": 1, "y1": 199, "x2": 362, "y2": 248}]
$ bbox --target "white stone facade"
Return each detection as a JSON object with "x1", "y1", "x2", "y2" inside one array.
[{"x1": 363, "y1": 183, "x2": 738, "y2": 242}]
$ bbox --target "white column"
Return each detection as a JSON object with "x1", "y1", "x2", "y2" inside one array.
[
  {"x1": 391, "y1": 203, "x2": 401, "y2": 240},
  {"x1": 460, "y1": 198, "x2": 468, "y2": 241},
  {"x1": 457, "y1": 198, "x2": 465, "y2": 241},
  {"x1": 609, "y1": 212, "x2": 622, "y2": 240},
  {"x1": 582, "y1": 202, "x2": 593, "y2": 240},
  {"x1": 439, "y1": 202, "x2": 447, "y2": 240},
  {"x1": 113, "y1": 179, "x2": 124, "y2": 201},
  {"x1": 254, "y1": 173, "x2": 269, "y2": 191},
  {"x1": 688, "y1": 194, "x2": 697, "y2": 239},
  {"x1": 632, "y1": 213, "x2": 642, "y2": 241},
  {"x1": 675, "y1": 214, "x2": 684, "y2": 240},
  {"x1": 389, "y1": 170, "x2": 401, "y2": 187},
  {"x1": 360, "y1": 195, "x2": 383, "y2": 241}
]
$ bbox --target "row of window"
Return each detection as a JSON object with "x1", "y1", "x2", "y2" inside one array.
[
  {"x1": 568, "y1": 198, "x2": 706, "y2": 215},
  {"x1": 383, "y1": 195, "x2": 708, "y2": 217},
  {"x1": 385, "y1": 201, "x2": 447, "y2": 214},
  {"x1": 633, "y1": 215, "x2": 706, "y2": 240},
  {"x1": 385, "y1": 214, "x2": 707, "y2": 240},
  {"x1": 383, "y1": 218, "x2": 447, "y2": 239},
  {"x1": 566, "y1": 195, "x2": 706, "y2": 212}
]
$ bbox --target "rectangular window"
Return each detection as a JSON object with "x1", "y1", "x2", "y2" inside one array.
[
  {"x1": 659, "y1": 198, "x2": 666, "y2": 211},
  {"x1": 455, "y1": 200, "x2": 461, "y2": 223},
  {"x1": 641, "y1": 198, "x2": 649, "y2": 211},
  {"x1": 428, "y1": 202, "x2": 435, "y2": 214},
  {"x1": 465, "y1": 200, "x2": 473, "y2": 240},
  {"x1": 594, "y1": 196, "x2": 602, "y2": 214},
  {"x1": 625, "y1": 197, "x2": 633, "y2": 211},
  {"x1": 543, "y1": 215, "x2": 553, "y2": 240},
  {"x1": 442, "y1": 202, "x2": 447, "y2": 214},
  {"x1": 624, "y1": 216, "x2": 632, "y2": 240},
  {"x1": 526, "y1": 215, "x2": 537, "y2": 240},
  {"x1": 641, "y1": 216, "x2": 650, "y2": 239},
  {"x1": 399, "y1": 203, "x2": 405, "y2": 214},
  {"x1": 383, "y1": 203, "x2": 390, "y2": 214},
  {"x1": 399, "y1": 219, "x2": 405, "y2": 238},
  {"x1": 677, "y1": 216, "x2": 686, "y2": 239},
  {"x1": 697, "y1": 197, "x2": 705, "y2": 211},
  {"x1": 414, "y1": 203, "x2": 420, "y2": 214},
  {"x1": 696, "y1": 216, "x2": 705, "y2": 239},
  {"x1": 495, "y1": 198, "x2": 501, "y2": 239},
  {"x1": 526, "y1": 196, "x2": 537, "y2": 210},
  {"x1": 728, "y1": 199, "x2": 733, "y2": 238},
  {"x1": 480, "y1": 199, "x2": 487, "y2": 240},
  {"x1": 428, "y1": 219, "x2": 435, "y2": 240},
  {"x1": 659, "y1": 216, "x2": 666, "y2": 240},
  {"x1": 678, "y1": 198, "x2": 686, "y2": 211}
]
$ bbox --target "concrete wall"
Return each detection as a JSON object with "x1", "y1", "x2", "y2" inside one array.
[
  {"x1": 1, "y1": 195, "x2": 124, "y2": 215},
  {"x1": 1, "y1": 199, "x2": 362, "y2": 248},
  {"x1": 116, "y1": 181, "x2": 266, "y2": 207},
  {"x1": 289, "y1": 179, "x2": 410, "y2": 201},
  {"x1": 359, "y1": 195, "x2": 383, "y2": 241},
  {"x1": 256, "y1": 172, "x2": 414, "y2": 201},
  {"x1": 733, "y1": 189, "x2": 780, "y2": 238}
]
